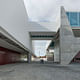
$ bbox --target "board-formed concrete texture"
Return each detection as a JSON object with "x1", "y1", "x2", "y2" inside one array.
[
  {"x1": 54, "y1": 40, "x2": 60, "y2": 63},
  {"x1": 59, "y1": 7, "x2": 80, "y2": 65}
]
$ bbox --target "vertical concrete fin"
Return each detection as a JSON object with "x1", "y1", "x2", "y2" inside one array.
[
  {"x1": 60, "y1": 6, "x2": 74, "y2": 36},
  {"x1": 60, "y1": 6, "x2": 75, "y2": 65}
]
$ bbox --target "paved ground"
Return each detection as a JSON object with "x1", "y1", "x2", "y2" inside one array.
[{"x1": 0, "y1": 63, "x2": 80, "y2": 80}]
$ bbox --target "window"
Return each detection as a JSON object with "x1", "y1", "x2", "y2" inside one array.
[
  {"x1": 70, "y1": 12, "x2": 78, "y2": 26},
  {"x1": 66, "y1": 12, "x2": 79, "y2": 27}
]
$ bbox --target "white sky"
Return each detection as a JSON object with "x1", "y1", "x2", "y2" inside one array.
[
  {"x1": 24, "y1": 0, "x2": 80, "y2": 22},
  {"x1": 32, "y1": 40, "x2": 51, "y2": 57}
]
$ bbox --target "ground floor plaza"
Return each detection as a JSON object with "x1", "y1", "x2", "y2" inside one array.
[
  {"x1": 0, "y1": 63, "x2": 79, "y2": 80},
  {"x1": 0, "y1": 0, "x2": 80, "y2": 65}
]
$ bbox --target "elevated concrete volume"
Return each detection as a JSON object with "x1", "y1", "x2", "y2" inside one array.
[{"x1": 60, "y1": 7, "x2": 80, "y2": 65}]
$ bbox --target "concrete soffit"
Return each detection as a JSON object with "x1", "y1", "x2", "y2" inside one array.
[{"x1": 0, "y1": 26, "x2": 33, "y2": 54}]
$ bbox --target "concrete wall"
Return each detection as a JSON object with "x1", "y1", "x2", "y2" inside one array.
[
  {"x1": 0, "y1": 0, "x2": 32, "y2": 51},
  {"x1": 54, "y1": 40, "x2": 60, "y2": 62},
  {"x1": 60, "y1": 7, "x2": 80, "y2": 65}
]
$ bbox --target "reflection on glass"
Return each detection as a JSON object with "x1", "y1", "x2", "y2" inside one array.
[{"x1": 66, "y1": 12, "x2": 80, "y2": 27}]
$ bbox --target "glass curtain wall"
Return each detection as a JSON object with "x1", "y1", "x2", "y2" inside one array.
[{"x1": 66, "y1": 12, "x2": 80, "y2": 27}]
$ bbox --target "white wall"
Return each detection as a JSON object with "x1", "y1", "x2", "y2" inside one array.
[
  {"x1": 0, "y1": 0, "x2": 32, "y2": 51},
  {"x1": 27, "y1": 22, "x2": 58, "y2": 32}
]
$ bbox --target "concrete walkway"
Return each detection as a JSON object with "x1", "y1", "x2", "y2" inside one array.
[{"x1": 0, "y1": 63, "x2": 80, "y2": 80}]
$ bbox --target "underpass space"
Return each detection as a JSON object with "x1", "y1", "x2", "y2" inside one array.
[{"x1": 32, "y1": 40, "x2": 54, "y2": 63}]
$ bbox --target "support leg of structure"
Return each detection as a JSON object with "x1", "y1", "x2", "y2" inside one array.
[{"x1": 27, "y1": 53, "x2": 31, "y2": 63}]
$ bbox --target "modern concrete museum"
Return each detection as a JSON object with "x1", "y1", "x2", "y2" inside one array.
[{"x1": 0, "y1": 0, "x2": 80, "y2": 65}]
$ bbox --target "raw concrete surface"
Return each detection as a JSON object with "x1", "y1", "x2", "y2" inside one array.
[{"x1": 0, "y1": 63, "x2": 80, "y2": 80}]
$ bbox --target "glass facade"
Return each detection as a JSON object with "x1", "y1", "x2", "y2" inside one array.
[
  {"x1": 31, "y1": 35, "x2": 54, "y2": 38},
  {"x1": 66, "y1": 12, "x2": 80, "y2": 27},
  {"x1": 49, "y1": 41, "x2": 54, "y2": 48}
]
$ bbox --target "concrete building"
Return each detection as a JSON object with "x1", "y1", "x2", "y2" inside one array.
[
  {"x1": 48, "y1": 7, "x2": 80, "y2": 65},
  {"x1": 0, "y1": 0, "x2": 80, "y2": 65},
  {"x1": 0, "y1": 0, "x2": 56, "y2": 64}
]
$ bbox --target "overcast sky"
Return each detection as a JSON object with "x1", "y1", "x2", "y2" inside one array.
[
  {"x1": 24, "y1": 0, "x2": 80, "y2": 22},
  {"x1": 32, "y1": 40, "x2": 51, "y2": 57}
]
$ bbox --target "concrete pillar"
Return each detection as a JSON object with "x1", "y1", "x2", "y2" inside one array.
[
  {"x1": 27, "y1": 53, "x2": 31, "y2": 63},
  {"x1": 60, "y1": 6, "x2": 74, "y2": 65},
  {"x1": 54, "y1": 40, "x2": 60, "y2": 63}
]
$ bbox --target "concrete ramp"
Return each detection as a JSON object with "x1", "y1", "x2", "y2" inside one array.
[{"x1": 60, "y1": 7, "x2": 80, "y2": 65}]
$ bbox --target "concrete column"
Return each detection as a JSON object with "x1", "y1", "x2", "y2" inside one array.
[
  {"x1": 27, "y1": 53, "x2": 31, "y2": 63},
  {"x1": 54, "y1": 40, "x2": 60, "y2": 63}
]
